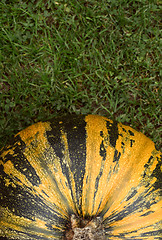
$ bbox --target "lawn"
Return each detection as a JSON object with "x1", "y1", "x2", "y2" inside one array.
[{"x1": 0, "y1": 0, "x2": 161, "y2": 150}]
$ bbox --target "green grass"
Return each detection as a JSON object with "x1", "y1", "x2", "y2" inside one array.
[{"x1": 0, "y1": 0, "x2": 161, "y2": 150}]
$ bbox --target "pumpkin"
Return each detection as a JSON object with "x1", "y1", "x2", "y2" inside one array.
[{"x1": 0, "y1": 114, "x2": 161, "y2": 240}]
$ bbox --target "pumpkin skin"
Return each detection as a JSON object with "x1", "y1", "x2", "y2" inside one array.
[{"x1": 0, "y1": 114, "x2": 161, "y2": 239}]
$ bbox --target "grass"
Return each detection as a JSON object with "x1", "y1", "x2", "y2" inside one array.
[{"x1": 0, "y1": 0, "x2": 161, "y2": 150}]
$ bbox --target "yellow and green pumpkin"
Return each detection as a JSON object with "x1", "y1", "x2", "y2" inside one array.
[{"x1": 0, "y1": 114, "x2": 161, "y2": 239}]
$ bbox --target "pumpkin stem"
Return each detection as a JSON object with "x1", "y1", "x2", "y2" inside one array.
[{"x1": 65, "y1": 214, "x2": 106, "y2": 240}]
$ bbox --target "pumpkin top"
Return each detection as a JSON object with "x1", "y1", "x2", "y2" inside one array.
[{"x1": 0, "y1": 114, "x2": 161, "y2": 239}]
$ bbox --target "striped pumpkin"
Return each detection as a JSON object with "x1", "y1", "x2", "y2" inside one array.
[{"x1": 0, "y1": 114, "x2": 161, "y2": 239}]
